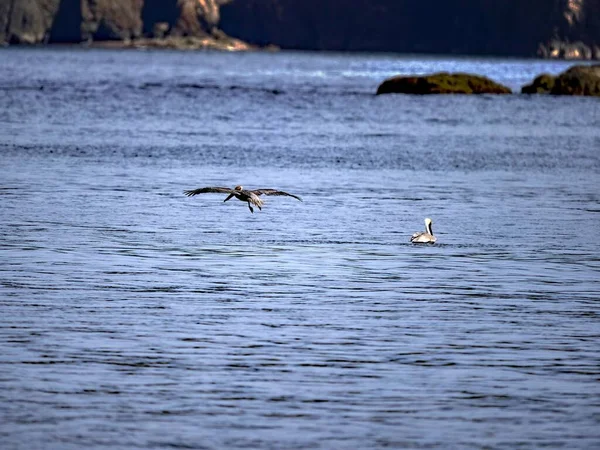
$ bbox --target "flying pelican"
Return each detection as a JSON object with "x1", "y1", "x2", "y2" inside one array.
[
  {"x1": 410, "y1": 218, "x2": 437, "y2": 244},
  {"x1": 183, "y1": 185, "x2": 302, "y2": 213}
]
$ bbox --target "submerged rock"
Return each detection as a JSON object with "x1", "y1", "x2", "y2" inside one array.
[
  {"x1": 522, "y1": 64, "x2": 600, "y2": 96},
  {"x1": 376, "y1": 72, "x2": 512, "y2": 95}
]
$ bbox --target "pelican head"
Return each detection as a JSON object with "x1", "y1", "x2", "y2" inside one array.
[
  {"x1": 234, "y1": 185, "x2": 243, "y2": 191},
  {"x1": 425, "y1": 218, "x2": 433, "y2": 234}
]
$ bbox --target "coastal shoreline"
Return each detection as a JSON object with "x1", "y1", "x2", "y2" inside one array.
[{"x1": 2, "y1": 1, "x2": 599, "y2": 60}]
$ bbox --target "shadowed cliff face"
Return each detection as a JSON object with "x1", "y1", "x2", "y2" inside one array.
[
  {"x1": 219, "y1": 0, "x2": 599, "y2": 57},
  {"x1": 1, "y1": 0, "x2": 598, "y2": 58},
  {"x1": 563, "y1": 0, "x2": 600, "y2": 44},
  {"x1": 50, "y1": 0, "x2": 81, "y2": 43}
]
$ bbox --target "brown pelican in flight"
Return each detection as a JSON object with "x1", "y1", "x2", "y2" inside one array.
[
  {"x1": 183, "y1": 185, "x2": 302, "y2": 213},
  {"x1": 410, "y1": 218, "x2": 437, "y2": 244}
]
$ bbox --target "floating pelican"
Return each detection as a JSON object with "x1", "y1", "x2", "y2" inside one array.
[
  {"x1": 183, "y1": 185, "x2": 302, "y2": 213},
  {"x1": 410, "y1": 218, "x2": 437, "y2": 243}
]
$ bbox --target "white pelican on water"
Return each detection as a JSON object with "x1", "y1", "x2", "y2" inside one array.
[
  {"x1": 410, "y1": 218, "x2": 437, "y2": 244},
  {"x1": 184, "y1": 185, "x2": 302, "y2": 213}
]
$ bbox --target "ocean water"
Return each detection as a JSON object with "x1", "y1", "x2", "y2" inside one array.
[{"x1": 1, "y1": 48, "x2": 599, "y2": 449}]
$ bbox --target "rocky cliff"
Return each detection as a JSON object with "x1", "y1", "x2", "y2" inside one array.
[
  {"x1": 1, "y1": 0, "x2": 243, "y2": 49},
  {"x1": 1, "y1": 0, "x2": 599, "y2": 58},
  {"x1": 1, "y1": 0, "x2": 61, "y2": 44},
  {"x1": 219, "y1": 0, "x2": 600, "y2": 58}
]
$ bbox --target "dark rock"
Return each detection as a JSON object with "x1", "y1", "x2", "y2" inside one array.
[
  {"x1": 152, "y1": 22, "x2": 170, "y2": 39},
  {"x1": 521, "y1": 64, "x2": 600, "y2": 96},
  {"x1": 220, "y1": 0, "x2": 600, "y2": 59},
  {"x1": 551, "y1": 64, "x2": 600, "y2": 96},
  {"x1": 521, "y1": 74, "x2": 556, "y2": 94},
  {"x1": 376, "y1": 72, "x2": 512, "y2": 95}
]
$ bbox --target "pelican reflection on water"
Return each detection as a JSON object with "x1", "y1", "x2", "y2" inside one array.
[
  {"x1": 183, "y1": 185, "x2": 302, "y2": 213},
  {"x1": 410, "y1": 218, "x2": 437, "y2": 244}
]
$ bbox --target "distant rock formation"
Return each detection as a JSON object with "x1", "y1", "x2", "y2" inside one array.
[
  {"x1": 537, "y1": 39, "x2": 599, "y2": 60},
  {"x1": 376, "y1": 73, "x2": 512, "y2": 95},
  {"x1": 219, "y1": 0, "x2": 600, "y2": 59},
  {"x1": 522, "y1": 65, "x2": 600, "y2": 96},
  {"x1": 0, "y1": 0, "x2": 248, "y2": 50},
  {"x1": 80, "y1": 0, "x2": 143, "y2": 42},
  {"x1": 0, "y1": 0, "x2": 61, "y2": 44},
  {"x1": 536, "y1": 0, "x2": 600, "y2": 59},
  {"x1": 103, "y1": 33, "x2": 251, "y2": 51},
  {"x1": 1, "y1": 0, "x2": 599, "y2": 58}
]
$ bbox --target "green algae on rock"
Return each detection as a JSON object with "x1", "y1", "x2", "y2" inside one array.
[{"x1": 376, "y1": 72, "x2": 512, "y2": 95}]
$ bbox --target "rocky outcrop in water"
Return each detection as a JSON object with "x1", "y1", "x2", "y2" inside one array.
[
  {"x1": 521, "y1": 74, "x2": 557, "y2": 95},
  {"x1": 376, "y1": 73, "x2": 512, "y2": 95},
  {"x1": 100, "y1": 33, "x2": 251, "y2": 51},
  {"x1": 522, "y1": 65, "x2": 600, "y2": 96}
]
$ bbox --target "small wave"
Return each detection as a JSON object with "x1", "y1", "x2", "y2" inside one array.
[
  {"x1": 139, "y1": 81, "x2": 284, "y2": 96},
  {"x1": 0, "y1": 85, "x2": 46, "y2": 91}
]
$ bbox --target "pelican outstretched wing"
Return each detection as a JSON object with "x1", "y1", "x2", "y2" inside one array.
[
  {"x1": 251, "y1": 189, "x2": 303, "y2": 201},
  {"x1": 183, "y1": 187, "x2": 235, "y2": 197}
]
